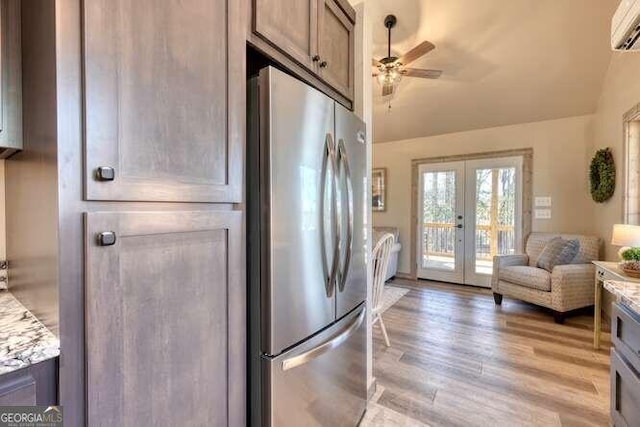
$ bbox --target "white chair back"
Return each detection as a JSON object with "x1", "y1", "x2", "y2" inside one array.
[{"x1": 372, "y1": 233, "x2": 395, "y2": 314}]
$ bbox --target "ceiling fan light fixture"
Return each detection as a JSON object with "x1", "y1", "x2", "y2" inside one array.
[
  {"x1": 377, "y1": 64, "x2": 403, "y2": 87},
  {"x1": 372, "y1": 14, "x2": 442, "y2": 99}
]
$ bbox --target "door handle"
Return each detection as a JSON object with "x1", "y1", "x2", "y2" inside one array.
[
  {"x1": 320, "y1": 134, "x2": 340, "y2": 298},
  {"x1": 281, "y1": 306, "x2": 364, "y2": 371},
  {"x1": 337, "y1": 139, "x2": 354, "y2": 292},
  {"x1": 329, "y1": 137, "x2": 341, "y2": 298}
]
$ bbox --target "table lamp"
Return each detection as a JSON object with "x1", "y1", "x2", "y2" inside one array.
[{"x1": 611, "y1": 224, "x2": 640, "y2": 277}]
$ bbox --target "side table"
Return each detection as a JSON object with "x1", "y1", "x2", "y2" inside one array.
[{"x1": 593, "y1": 261, "x2": 640, "y2": 349}]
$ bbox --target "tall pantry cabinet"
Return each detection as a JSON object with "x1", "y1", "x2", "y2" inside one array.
[{"x1": 10, "y1": 1, "x2": 246, "y2": 426}]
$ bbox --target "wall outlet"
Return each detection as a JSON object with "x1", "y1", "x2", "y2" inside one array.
[{"x1": 535, "y1": 209, "x2": 552, "y2": 219}]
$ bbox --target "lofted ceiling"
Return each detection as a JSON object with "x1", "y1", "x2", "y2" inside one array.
[{"x1": 365, "y1": 0, "x2": 618, "y2": 143}]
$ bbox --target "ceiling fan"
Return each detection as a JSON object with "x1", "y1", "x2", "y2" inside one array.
[{"x1": 372, "y1": 14, "x2": 442, "y2": 98}]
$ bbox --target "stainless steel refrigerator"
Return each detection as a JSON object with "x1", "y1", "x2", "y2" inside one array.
[{"x1": 248, "y1": 66, "x2": 367, "y2": 426}]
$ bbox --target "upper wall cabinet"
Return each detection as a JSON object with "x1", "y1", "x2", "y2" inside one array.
[
  {"x1": 253, "y1": 0, "x2": 354, "y2": 102},
  {"x1": 0, "y1": 0, "x2": 22, "y2": 157},
  {"x1": 254, "y1": 0, "x2": 318, "y2": 72},
  {"x1": 318, "y1": 0, "x2": 354, "y2": 100},
  {"x1": 83, "y1": 0, "x2": 244, "y2": 203}
]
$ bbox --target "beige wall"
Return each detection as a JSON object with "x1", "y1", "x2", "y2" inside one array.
[
  {"x1": 373, "y1": 115, "x2": 596, "y2": 275},
  {"x1": 591, "y1": 52, "x2": 640, "y2": 260}
]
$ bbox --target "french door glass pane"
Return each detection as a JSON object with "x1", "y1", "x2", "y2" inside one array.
[
  {"x1": 474, "y1": 167, "x2": 516, "y2": 275},
  {"x1": 422, "y1": 171, "x2": 457, "y2": 271}
]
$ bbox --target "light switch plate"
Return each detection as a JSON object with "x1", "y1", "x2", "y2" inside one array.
[
  {"x1": 535, "y1": 196, "x2": 552, "y2": 207},
  {"x1": 535, "y1": 209, "x2": 552, "y2": 219}
]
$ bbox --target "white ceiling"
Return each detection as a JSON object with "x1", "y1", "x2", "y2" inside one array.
[{"x1": 365, "y1": 0, "x2": 618, "y2": 143}]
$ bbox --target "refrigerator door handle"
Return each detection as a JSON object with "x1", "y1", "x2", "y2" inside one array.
[
  {"x1": 337, "y1": 139, "x2": 354, "y2": 292},
  {"x1": 320, "y1": 134, "x2": 340, "y2": 298},
  {"x1": 281, "y1": 306, "x2": 365, "y2": 371}
]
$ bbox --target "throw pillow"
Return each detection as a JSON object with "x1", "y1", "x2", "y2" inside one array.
[{"x1": 537, "y1": 239, "x2": 581, "y2": 272}]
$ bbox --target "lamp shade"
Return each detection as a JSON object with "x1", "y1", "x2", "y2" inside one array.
[{"x1": 611, "y1": 224, "x2": 640, "y2": 247}]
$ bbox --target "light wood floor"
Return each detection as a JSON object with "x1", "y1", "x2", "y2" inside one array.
[{"x1": 362, "y1": 279, "x2": 611, "y2": 427}]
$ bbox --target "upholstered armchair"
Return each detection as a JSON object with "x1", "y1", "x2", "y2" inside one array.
[
  {"x1": 373, "y1": 227, "x2": 401, "y2": 281},
  {"x1": 492, "y1": 233, "x2": 601, "y2": 323}
]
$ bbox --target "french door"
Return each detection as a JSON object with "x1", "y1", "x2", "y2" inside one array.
[{"x1": 417, "y1": 157, "x2": 523, "y2": 287}]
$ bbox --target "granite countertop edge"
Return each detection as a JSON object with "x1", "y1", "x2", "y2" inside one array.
[
  {"x1": 604, "y1": 280, "x2": 640, "y2": 316},
  {"x1": 0, "y1": 291, "x2": 60, "y2": 376}
]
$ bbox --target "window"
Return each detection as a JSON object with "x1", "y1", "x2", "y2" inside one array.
[{"x1": 624, "y1": 104, "x2": 640, "y2": 224}]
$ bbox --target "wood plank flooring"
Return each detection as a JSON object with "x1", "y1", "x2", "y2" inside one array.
[{"x1": 361, "y1": 279, "x2": 611, "y2": 427}]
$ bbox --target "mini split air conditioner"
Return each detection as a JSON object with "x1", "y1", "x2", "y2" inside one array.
[{"x1": 612, "y1": 0, "x2": 640, "y2": 50}]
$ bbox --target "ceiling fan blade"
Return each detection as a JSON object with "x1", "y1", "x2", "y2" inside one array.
[
  {"x1": 382, "y1": 83, "x2": 394, "y2": 97},
  {"x1": 398, "y1": 41, "x2": 435, "y2": 65},
  {"x1": 404, "y1": 68, "x2": 443, "y2": 79}
]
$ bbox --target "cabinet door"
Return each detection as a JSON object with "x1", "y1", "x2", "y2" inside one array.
[
  {"x1": 611, "y1": 349, "x2": 640, "y2": 427},
  {"x1": 85, "y1": 210, "x2": 244, "y2": 426},
  {"x1": 83, "y1": 0, "x2": 244, "y2": 203},
  {"x1": 254, "y1": 0, "x2": 318, "y2": 71},
  {"x1": 0, "y1": 372, "x2": 36, "y2": 406},
  {"x1": 0, "y1": 0, "x2": 21, "y2": 153},
  {"x1": 0, "y1": 359, "x2": 58, "y2": 406},
  {"x1": 317, "y1": 0, "x2": 354, "y2": 101}
]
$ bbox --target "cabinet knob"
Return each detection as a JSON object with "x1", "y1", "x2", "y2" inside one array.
[
  {"x1": 97, "y1": 231, "x2": 117, "y2": 247},
  {"x1": 319, "y1": 61, "x2": 328, "y2": 68},
  {"x1": 95, "y1": 166, "x2": 115, "y2": 181},
  {"x1": 312, "y1": 55, "x2": 321, "y2": 62}
]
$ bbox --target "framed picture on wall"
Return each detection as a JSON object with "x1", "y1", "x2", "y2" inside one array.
[{"x1": 372, "y1": 168, "x2": 387, "y2": 212}]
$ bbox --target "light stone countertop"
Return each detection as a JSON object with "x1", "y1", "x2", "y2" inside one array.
[
  {"x1": 0, "y1": 291, "x2": 59, "y2": 375},
  {"x1": 604, "y1": 280, "x2": 640, "y2": 316}
]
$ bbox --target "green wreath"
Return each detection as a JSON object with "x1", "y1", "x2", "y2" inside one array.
[{"x1": 590, "y1": 147, "x2": 615, "y2": 203}]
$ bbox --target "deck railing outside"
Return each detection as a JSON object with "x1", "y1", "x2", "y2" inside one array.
[{"x1": 423, "y1": 222, "x2": 515, "y2": 260}]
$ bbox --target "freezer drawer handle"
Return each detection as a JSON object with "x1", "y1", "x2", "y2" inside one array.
[{"x1": 281, "y1": 307, "x2": 365, "y2": 372}]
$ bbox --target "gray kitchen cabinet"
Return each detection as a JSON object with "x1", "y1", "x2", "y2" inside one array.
[
  {"x1": 253, "y1": 0, "x2": 318, "y2": 71},
  {"x1": 0, "y1": 372, "x2": 35, "y2": 406},
  {"x1": 83, "y1": 0, "x2": 244, "y2": 203},
  {"x1": 0, "y1": 0, "x2": 21, "y2": 157},
  {"x1": 318, "y1": 0, "x2": 354, "y2": 101},
  {"x1": 0, "y1": 359, "x2": 58, "y2": 406},
  {"x1": 611, "y1": 349, "x2": 640, "y2": 427},
  {"x1": 611, "y1": 303, "x2": 640, "y2": 427},
  {"x1": 85, "y1": 210, "x2": 244, "y2": 426},
  {"x1": 251, "y1": 0, "x2": 355, "y2": 102},
  {"x1": 13, "y1": 1, "x2": 247, "y2": 425}
]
